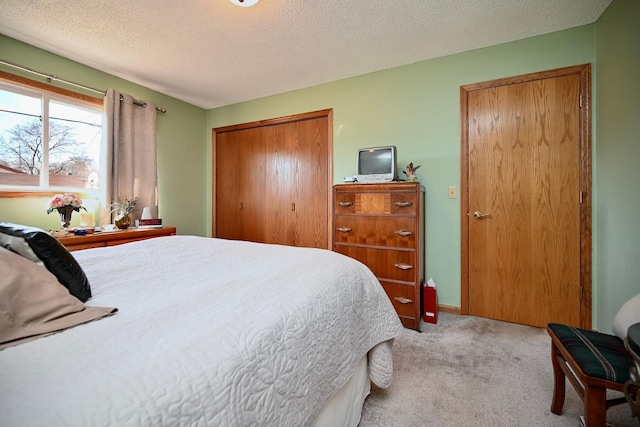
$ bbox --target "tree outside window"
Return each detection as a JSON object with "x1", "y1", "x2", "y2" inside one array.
[{"x1": 0, "y1": 85, "x2": 102, "y2": 190}]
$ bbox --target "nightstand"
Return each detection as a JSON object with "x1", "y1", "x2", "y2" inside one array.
[{"x1": 57, "y1": 227, "x2": 176, "y2": 251}]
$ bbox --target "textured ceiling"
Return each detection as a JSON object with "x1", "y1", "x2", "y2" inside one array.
[{"x1": 0, "y1": 0, "x2": 611, "y2": 109}]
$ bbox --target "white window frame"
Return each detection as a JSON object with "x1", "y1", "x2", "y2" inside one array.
[{"x1": 0, "y1": 71, "x2": 104, "y2": 198}]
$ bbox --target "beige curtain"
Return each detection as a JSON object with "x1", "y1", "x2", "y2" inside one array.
[{"x1": 101, "y1": 89, "x2": 158, "y2": 224}]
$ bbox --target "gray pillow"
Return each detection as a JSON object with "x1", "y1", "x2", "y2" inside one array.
[
  {"x1": 0, "y1": 247, "x2": 116, "y2": 349},
  {"x1": 0, "y1": 222, "x2": 91, "y2": 302}
]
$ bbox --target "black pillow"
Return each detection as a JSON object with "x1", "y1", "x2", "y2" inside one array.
[{"x1": 0, "y1": 222, "x2": 91, "y2": 302}]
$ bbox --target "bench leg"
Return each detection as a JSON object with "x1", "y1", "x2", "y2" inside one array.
[
  {"x1": 550, "y1": 340, "x2": 566, "y2": 415},
  {"x1": 584, "y1": 384, "x2": 607, "y2": 426}
]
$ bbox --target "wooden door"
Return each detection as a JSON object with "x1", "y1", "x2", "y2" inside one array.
[
  {"x1": 263, "y1": 123, "x2": 290, "y2": 245},
  {"x1": 264, "y1": 117, "x2": 329, "y2": 247},
  {"x1": 461, "y1": 65, "x2": 592, "y2": 328},
  {"x1": 214, "y1": 127, "x2": 266, "y2": 242}
]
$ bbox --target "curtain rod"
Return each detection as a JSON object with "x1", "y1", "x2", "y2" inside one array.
[{"x1": 0, "y1": 58, "x2": 166, "y2": 113}]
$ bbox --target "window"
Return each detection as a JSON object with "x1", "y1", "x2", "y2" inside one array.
[{"x1": 0, "y1": 73, "x2": 103, "y2": 195}]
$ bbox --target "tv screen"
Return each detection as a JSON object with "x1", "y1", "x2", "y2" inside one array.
[
  {"x1": 359, "y1": 149, "x2": 392, "y2": 174},
  {"x1": 356, "y1": 146, "x2": 397, "y2": 183}
]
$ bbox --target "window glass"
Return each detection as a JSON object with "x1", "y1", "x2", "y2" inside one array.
[
  {"x1": 0, "y1": 84, "x2": 102, "y2": 191},
  {"x1": 0, "y1": 88, "x2": 42, "y2": 186},
  {"x1": 49, "y1": 100, "x2": 102, "y2": 189}
]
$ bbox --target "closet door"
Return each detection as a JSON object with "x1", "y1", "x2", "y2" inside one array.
[
  {"x1": 215, "y1": 127, "x2": 266, "y2": 242},
  {"x1": 213, "y1": 109, "x2": 332, "y2": 249},
  {"x1": 287, "y1": 116, "x2": 329, "y2": 248},
  {"x1": 264, "y1": 123, "x2": 290, "y2": 245},
  {"x1": 264, "y1": 117, "x2": 328, "y2": 247}
]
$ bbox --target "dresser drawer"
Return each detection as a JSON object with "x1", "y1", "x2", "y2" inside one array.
[
  {"x1": 334, "y1": 216, "x2": 416, "y2": 248},
  {"x1": 380, "y1": 280, "x2": 417, "y2": 317},
  {"x1": 65, "y1": 241, "x2": 107, "y2": 251},
  {"x1": 335, "y1": 191, "x2": 417, "y2": 216},
  {"x1": 334, "y1": 245, "x2": 416, "y2": 282},
  {"x1": 335, "y1": 193, "x2": 356, "y2": 214},
  {"x1": 390, "y1": 192, "x2": 418, "y2": 215}
]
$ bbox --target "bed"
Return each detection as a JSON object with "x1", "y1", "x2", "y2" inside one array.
[{"x1": 0, "y1": 234, "x2": 403, "y2": 427}]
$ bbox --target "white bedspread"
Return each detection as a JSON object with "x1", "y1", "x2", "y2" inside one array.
[{"x1": 0, "y1": 236, "x2": 403, "y2": 427}]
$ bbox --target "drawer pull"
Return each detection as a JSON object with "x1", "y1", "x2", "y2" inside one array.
[
  {"x1": 394, "y1": 201, "x2": 413, "y2": 207},
  {"x1": 394, "y1": 230, "x2": 413, "y2": 237},
  {"x1": 394, "y1": 297, "x2": 413, "y2": 304},
  {"x1": 394, "y1": 263, "x2": 414, "y2": 270},
  {"x1": 338, "y1": 201, "x2": 353, "y2": 207},
  {"x1": 336, "y1": 227, "x2": 352, "y2": 233}
]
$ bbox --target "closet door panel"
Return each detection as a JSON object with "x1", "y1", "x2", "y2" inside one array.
[
  {"x1": 215, "y1": 127, "x2": 267, "y2": 242},
  {"x1": 240, "y1": 127, "x2": 267, "y2": 243},
  {"x1": 289, "y1": 117, "x2": 329, "y2": 248},
  {"x1": 215, "y1": 131, "x2": 244, "y2": 240},
  {"x1": 264, "y1": 124, "x2": 291, "y2": 245},
  {"x1": 264, "y1": 117, "x2": 328, "y2": 248}
]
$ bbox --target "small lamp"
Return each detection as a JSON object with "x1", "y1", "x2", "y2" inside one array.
[
  {"x1": 141, "y1": 207, "x2": 153, "y2": 220},
  {"x1": 230, "y1": 0, "x2": 259, "y2": 6}
]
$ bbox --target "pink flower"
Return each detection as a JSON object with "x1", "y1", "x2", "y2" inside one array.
[
  {"x1": 47, "y1": 193, "x2": 86, "y2": 214},
  {"x1": 50, "y1": 196, "x2": 65, "y2": 208}
]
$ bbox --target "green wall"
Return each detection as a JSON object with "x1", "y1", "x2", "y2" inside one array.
[
  {"x1": 207, "y1": 25, "x2": 598, "y2": 322},
  {"x1": 594, "y1": 0, "x2": 640, "y2": 334},
  {"x1": 0, "y1": 35, "x2": 208, "y2": 236},
  {"x1": 2, "y1": 0, "x2": 637, "y2": 332}
]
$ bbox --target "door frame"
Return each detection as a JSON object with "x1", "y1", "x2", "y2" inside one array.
[{"x1": 459, "y1": 64, "x2": 592, "y2": 328}]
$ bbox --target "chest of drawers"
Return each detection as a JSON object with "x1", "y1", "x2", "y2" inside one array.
[{"x1": 333, "y1": 183, "x2": 425, "y2": 330}]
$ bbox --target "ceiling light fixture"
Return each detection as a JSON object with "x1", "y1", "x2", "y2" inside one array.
[{"x1": 230, "y1": 0, "x2": 259, "y2": 6}]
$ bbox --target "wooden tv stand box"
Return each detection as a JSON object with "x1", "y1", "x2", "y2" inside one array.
[{"x1": 57, "y1": 227, "x2": 176, "y2": 251}]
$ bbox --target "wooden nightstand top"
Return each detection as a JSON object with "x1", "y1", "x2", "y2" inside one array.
[{"x1": 57, "y1": 227, "x2": 177, "y2": 251}]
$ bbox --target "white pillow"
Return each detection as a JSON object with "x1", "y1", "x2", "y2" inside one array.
[{"x1": 612, "y1": 293, "x2": 640, "y2": 339}]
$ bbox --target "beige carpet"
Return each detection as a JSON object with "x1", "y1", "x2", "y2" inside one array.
[{"x1": 359, "y1": 313, "x2": 636, "y2": 427}]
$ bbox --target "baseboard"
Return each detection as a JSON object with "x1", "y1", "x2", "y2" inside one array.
[{"x1": 438, "y1": 304, "x2": 461, "y2": 315}]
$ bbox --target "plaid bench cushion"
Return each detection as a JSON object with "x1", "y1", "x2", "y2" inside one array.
[{"x1": 548, "y1": 323, "x2": 633, "y2": 383}]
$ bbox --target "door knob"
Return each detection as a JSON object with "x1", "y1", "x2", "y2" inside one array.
[{"x1": 473, "y1": 211, "x2": 491, "y2": 219}]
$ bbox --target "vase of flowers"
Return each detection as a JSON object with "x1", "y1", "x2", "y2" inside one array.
[
  {"x1": 47, "y1": 193, "x2": 87, "y2": 229},
  {"x1": 111, "y1": 197, "x2": 138, "y2": 229}
]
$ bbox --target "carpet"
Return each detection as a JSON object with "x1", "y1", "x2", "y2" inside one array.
[{"x1": 359, "y1": 313, "x2": 636, "y2": 427}]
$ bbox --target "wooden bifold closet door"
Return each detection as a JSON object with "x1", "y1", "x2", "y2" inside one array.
[{"x1": 213, "y1": 109, "x2": 332, "y2": 249}]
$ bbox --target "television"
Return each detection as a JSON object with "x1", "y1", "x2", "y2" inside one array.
[{"x1": 356, "y1": 146, "x2": 398, "y2": 183}]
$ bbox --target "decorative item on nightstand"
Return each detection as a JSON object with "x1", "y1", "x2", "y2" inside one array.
[
  {"x1": 141, "y1": 207, "x2": 153, "y2": 220},
  {"x1": 110, "y1": 197, "x2": 138, "y2": 230},
  {"x1": 46, "y1": 193, "x2": 87, "y2": 229},
  {"x1": 138, "y1": 206, "x2": 162, "y2": 229}
]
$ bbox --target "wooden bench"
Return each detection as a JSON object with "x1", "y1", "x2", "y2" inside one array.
[{"x1": 547, "y1": 323, "x2": 638, "y2": 426}]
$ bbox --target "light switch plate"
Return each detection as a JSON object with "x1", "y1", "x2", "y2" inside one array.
[{"x1": 448, "y1": 186, "x2": 457, "y2": 199}]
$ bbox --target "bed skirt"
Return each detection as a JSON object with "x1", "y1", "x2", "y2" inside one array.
[{"x1": 312, "y1": 355, "x2": 370, "y2": 427}]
